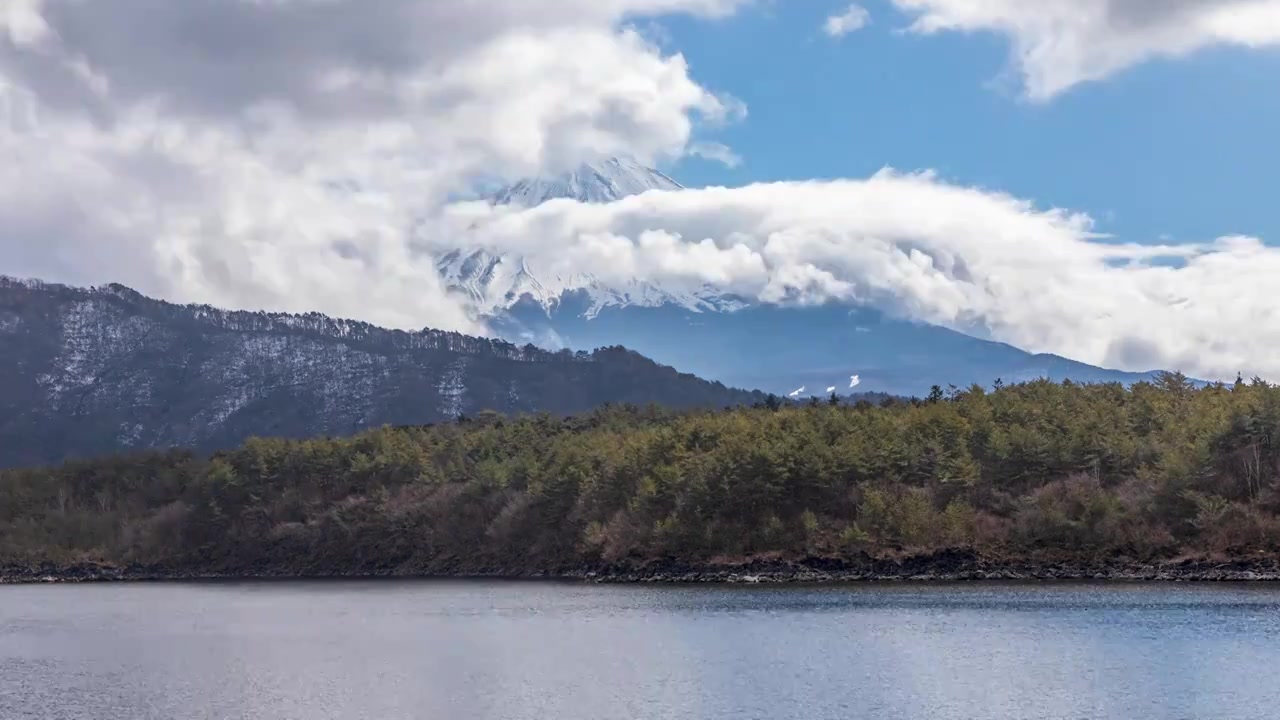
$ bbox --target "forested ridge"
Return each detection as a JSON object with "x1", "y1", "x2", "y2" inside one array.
[
  {"x1": 6, "y1": 373, "x2": 1280, "y2": 581},
  {"x1": 0, "y1": 276, "x2": 767, "y2": 468}
]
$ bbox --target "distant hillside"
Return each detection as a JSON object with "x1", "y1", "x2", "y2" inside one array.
[
  {"x1": 499, "y1": 299, "x2": 1186, "y2": 398},
  {"x1": 0, "y1": 277, "x2": 766, "y2": 467}
]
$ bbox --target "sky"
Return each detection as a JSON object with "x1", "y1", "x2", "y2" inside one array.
[
  {"x1": 668, "y1": 1, "x2": 1280, "y2": 245},
  {"x1": 3, "y1": 0, "x2": 1280, "y2": 380}
]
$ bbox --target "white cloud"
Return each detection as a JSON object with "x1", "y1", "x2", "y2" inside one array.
[
  {"x1": 893, "y1": 0, "x2": 1280, "y2": 99},
  {"x1": 825, "y1": 3, "x2": 872, "y2": 37},
  {"x1": 0, "y1": 0, "x2": 50, "y2": 47},
  {"x1": 689, "y1": 141, "x2": 744, "y2": 168},
  {"x1": 0, "y1": 0, "x2": 747, "y2": 332},
  {"x1": 428, "y1": 171, "x2": 1280, "y2": 381}
]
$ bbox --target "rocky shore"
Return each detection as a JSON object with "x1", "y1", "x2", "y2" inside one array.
[
  {"x1": 6, "y1": 549, "x2": 1280, "y2": 585},
  {"x1": 572, "y1": 550, "x2": 1280, "y2": 583}
]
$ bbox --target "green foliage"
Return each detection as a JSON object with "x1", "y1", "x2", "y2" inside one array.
[{"x1": 6, "y1": 378, "x2": 1280, "y2": 572}]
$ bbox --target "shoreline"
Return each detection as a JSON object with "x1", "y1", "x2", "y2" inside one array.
[{"x1": 7, "y1": 551, "x2": 1280, "y2": 585}]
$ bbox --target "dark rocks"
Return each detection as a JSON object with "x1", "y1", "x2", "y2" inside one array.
[
  {"x1": 6, "y1": 551, "x2": 1280, "y2": 585},
  {"x1": 563, "y1": 551, "x2": 1280, "y2": 584}
]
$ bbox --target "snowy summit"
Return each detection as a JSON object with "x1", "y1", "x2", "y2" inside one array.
[
  {"x1": 487, "y1": 157, "x2": 683, "y2": 207},
  {"x1": 438, "y1": 158, "x2": 738, "y2": 317}
]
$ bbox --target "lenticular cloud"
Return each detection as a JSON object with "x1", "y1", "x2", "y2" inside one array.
[{"x1": 429, "y1": 170, "x2": 1280, "y2": 381}]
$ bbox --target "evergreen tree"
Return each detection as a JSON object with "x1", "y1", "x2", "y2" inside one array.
[{"x1": 927, "y1": 385, "x2": 945, "y2": 404}]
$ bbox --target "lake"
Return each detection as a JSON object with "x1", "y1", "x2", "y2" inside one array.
[{"x1": 3, "y1": 581, "x2": 1280, "y2": 719}]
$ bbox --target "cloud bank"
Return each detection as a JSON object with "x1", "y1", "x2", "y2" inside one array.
[
  {"x1": 893, "y1": 0, "x2": 1280, "y2": 99},
  {"x1": 430, "y1": 171, "x2": 1280, "y2": 380}
]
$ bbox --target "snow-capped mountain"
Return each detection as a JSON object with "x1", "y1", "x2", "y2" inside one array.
[
  {"x1": 435, "y1": 248, "x2": 742, "y2": 320},
  {"x1": 439, "y1": 157, "x2": 740, "y2": 318},
  {"x1": 488, "y1": 156, "x2": 683, "y2": 207},
  {"x1": 445, "y1": 159, "x2": 1181, "y2": 397}
]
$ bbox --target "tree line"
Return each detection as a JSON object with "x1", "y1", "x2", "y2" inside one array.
[{"x1": 4, "y1": 372, "x2": 1280, "y2": 574}]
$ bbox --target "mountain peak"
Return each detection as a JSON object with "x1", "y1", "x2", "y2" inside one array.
[
  {"x1": 446, "y1": 158, "x2": 701, "y2": 315},
  {"x1": 489, "y1": 156, "x2": 683, "y2": 207}
]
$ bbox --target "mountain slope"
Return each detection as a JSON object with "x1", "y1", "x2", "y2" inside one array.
[
  {"x1": 488, "y1": 156, "x2": 683, "y2": 207},
  {"x1": 0, "y1": 277, "x2": 765, "y2": 468},
  {"x1": 435, "y1": 248, "x2": 745, "y2": 319},
  {"x1": 497, "y1": 295, "x2": 1173, "y2": 397},
  {"x1": 446, "y1": 159, "x2": 1184, "y2": 396}
]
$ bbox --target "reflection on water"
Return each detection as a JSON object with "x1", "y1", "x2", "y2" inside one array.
[{"x1": 3, "y1": 581, "x2": 1280, "y2": 719}]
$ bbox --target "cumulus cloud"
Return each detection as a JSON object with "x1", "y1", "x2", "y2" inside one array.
[
  {"x1": 0, "y1": 0, "x2": 746, "y2": 331},
  {"x1": 0, "y1": 0, "x2": 48, "y2": 47},
  {"x1": 825, "y1": 4, "x2": 871, "y2": 37},
  {"x1": 893, "y1": 0, "x2": 1280, "y2": 99},
  {"x1": 428, "y1": 171, "x2": 1280, "y2": 381}
]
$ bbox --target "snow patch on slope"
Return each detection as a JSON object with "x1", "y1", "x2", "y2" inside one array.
[
  {"x1": 438, "y1": 357, "x2": 468, "y2": 418},
  {"x1": 37, "y1": 299, "x2": 157, "y2": 411},
  {"x1": 488, "y1": 157, "x2": 683, "y2": 207},
  {"x1": 436, "y1": 248, "x2": 744, "y2": 317}
]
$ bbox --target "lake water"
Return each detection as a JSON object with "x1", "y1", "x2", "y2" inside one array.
[{"x1": 3, "y1": 581, "x2": 1280, "y2": 719}]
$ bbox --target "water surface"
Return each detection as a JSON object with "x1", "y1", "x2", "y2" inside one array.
[{"x1": 3, "y1": 581, "x2": 1279, "y2": 719}]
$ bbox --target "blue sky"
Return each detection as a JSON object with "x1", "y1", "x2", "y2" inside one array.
[{"x1": 667, "y1": 1, "x2": 1280, "y2": 245}]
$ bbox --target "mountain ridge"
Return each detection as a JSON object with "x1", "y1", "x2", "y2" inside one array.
[{"x1": 0, "y1": 276, "x2": 767, "y2": 468}]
